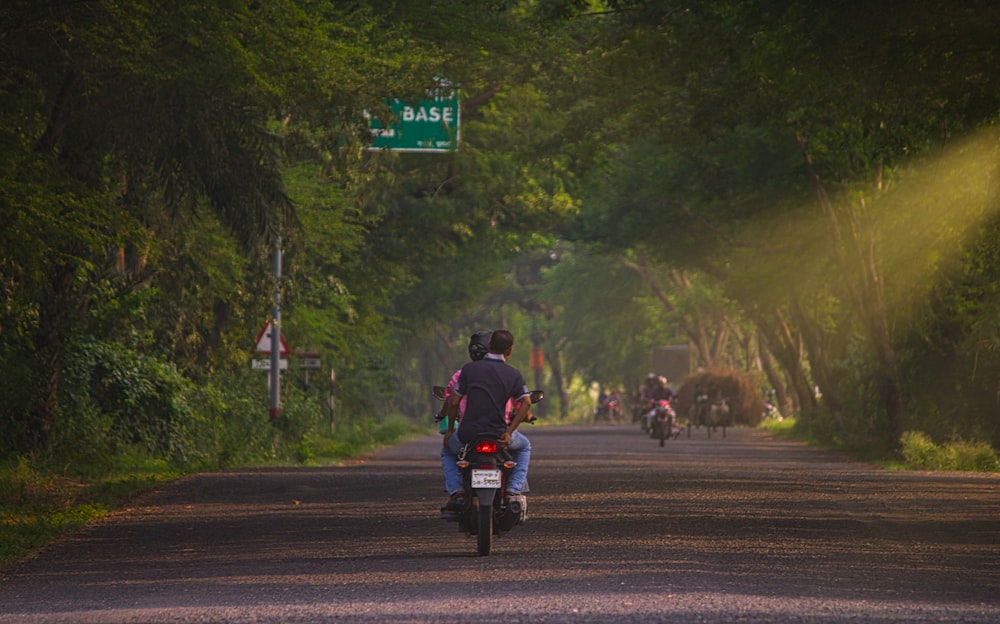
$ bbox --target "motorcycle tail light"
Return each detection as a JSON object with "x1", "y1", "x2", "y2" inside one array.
[
  {"x1": 457, "y1": 460, "x2": 469, "y2": 469},
  {"x1": 475, "y1": 440, "x2": 498, "y2": 454},
  {"x1": 503, "y1": 461, "x2": 517, "y2": 469}
]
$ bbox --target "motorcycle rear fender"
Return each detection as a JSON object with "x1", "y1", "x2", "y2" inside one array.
[{"x1": 474, "y1": 487, "x2": 498, "y2": 506}]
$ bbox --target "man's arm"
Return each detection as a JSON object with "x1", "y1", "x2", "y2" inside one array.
[{"x1": 503, "y1": 395, "x2": 532, "y2": 443}]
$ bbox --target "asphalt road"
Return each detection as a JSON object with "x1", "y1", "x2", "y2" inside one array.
[{"x1": 1, "y1": 425, "x2": 998, "y2": 623}]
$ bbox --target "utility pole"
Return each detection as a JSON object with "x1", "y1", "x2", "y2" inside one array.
[{"x1": 269, "y1": 236, "x2": 282, "y2": 421}]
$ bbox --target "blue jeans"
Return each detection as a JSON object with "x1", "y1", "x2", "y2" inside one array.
[{"x1": 442, "y1": 431, "x2": 531, "y2": 496}]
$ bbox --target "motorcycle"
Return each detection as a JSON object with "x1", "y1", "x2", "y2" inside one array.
[
  {"x1": 593, "y1": 394, "x2": 621, "y2": 424},
  {"x1": 432, "y1": 386, "x2": 544, "y2": 556},
  {"x1": 606, "y1": 395, "x2": 622, "y2": 423},
  {"x1": 648, "y1": 399, "x2": 680, "y2": 446}
]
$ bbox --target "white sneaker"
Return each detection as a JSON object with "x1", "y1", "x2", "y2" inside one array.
[{"x1": 506, "y1": 493, "x2": 527, "y2": 524}]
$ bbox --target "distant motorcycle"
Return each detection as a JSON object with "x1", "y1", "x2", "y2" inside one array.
[
  {"x1": 607, "y1": 395, "x2": 622, "y2": 423},
  {"x1": 648, "y1": 399, "x2": 680, "y2": 447},
  {"x1": 433, "y1": 386, "x2": 543, "y2": 556},
  {"x1": 593, "y1": 394, "x2": 622, "y2": 423}
]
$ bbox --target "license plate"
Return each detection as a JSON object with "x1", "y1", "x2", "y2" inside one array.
[{"x1": 471, "y1": 468, "x2": 502, "y2": 488}]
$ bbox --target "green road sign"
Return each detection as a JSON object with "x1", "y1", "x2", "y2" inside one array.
[{"x1": 367, "y1": 88, "x2": 460, "y2": 152}]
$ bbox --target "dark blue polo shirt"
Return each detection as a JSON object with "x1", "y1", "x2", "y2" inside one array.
[{"x1": 454, "y1": 353, "x2": 530, "y2": 441}]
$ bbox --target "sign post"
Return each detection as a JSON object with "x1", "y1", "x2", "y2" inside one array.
[{"x1": 269, "y1": 237, "x2": 283, "y2": 420}]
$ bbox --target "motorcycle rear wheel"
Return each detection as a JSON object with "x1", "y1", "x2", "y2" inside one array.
[{"x1": 477, "y1": 502, "x2": 493, "y2": 556}]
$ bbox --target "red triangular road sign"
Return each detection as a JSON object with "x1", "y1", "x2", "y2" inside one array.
[{"x1": 255, "y1": 321, "x2": 289, "y2": 355}]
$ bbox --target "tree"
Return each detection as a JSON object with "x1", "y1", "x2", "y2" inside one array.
[
  {"x1": 0, "y1": 0, "x2": 451, "y2": 452},
  {"x1": 540, "y1": 0, "x2": 1000, "y2": 447}
]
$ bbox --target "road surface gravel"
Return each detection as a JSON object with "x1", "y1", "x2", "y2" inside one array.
[{"x1": 1, "y1": 425, "x2": 997, "y2": 623}]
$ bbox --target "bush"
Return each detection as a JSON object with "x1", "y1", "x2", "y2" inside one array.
[
  {"x1": 301, "y1": 414, "x2": 421, "y2": 463},
  {"x1": 900, "y1": 430, "x2": 999, "y2": 472},
  {"x1": 942, "y1": 439, "x2": 1000, "y2": 472},
  {"x1": 900, "y1": 431, "x2": 940, "y2": 468},
  {"x1": 57, "y1": 336, "x2": 196, "y2": 464}
]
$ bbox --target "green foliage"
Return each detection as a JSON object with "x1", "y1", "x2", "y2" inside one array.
[
  {"x1": 306, "y1": 415, "x2": 423, "y2": 463},
  {"x1": 3, "y1": 0, "x2": 1000, "y2": 515},
  {"x1": 899, "y1": 431, "x2": 940, "y2": 469},
  {"x1": 57, "y1": 337, "x2": 195, "y2": 462},
  {"x1": 554, "y1": 376, "x2": 614, "y2": 425},
  {"x1": 896, "y1": 209, "x2": 1000, "y2": 448},
  {"x1": 544, "y1": 246, "x2": 668, "y2": 389},
  {"x1": 900, "y1": 431, "x2": 999, "y2": 472},
  {"x1": 1, "y1": 377, "x2": 425, "y2": 564},
  {"x1": 758, "y1": 416, "x2": 796, "y2": 435}
]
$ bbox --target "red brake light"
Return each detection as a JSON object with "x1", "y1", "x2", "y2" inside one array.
[{"x1": 475, "y1": 440, "x2": 498, "y2": 454}]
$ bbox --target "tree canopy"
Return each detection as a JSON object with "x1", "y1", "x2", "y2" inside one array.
[{"x1": 2, "y1": 0, "x2": 999, "y2": 463}]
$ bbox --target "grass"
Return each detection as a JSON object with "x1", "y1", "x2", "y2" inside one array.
[
  {"x1": 0, "y1": 415, "x2": 425, "y2": 567},
  {"x1": 0, "y1": 456, "x2": 179, "y2": 564},
  {"x1": 758, "y1": 416, "x2": 797, "y2": 436},
  {"x1": 894, "y1": 431, "x2": 1000, "y2": 472},
  {"x1": 759, "y1": 417, "x2": 1000, "y2": 472}
]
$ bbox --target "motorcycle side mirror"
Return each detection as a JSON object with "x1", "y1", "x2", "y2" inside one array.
[
  {"x1": 432, "y1": 386, "x2": 447, "y2": 401},
  {"x1": 529, "y1": 390, "x2": 544, "y2": 404}
]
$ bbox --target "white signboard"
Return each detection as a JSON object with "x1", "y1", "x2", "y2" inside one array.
[{"x1": 252, "y1": 359, "x2": 288, "y2": 370}]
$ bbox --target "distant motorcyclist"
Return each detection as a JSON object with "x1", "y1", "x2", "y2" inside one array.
[
  {"x1": 607, "y1": 388, "x2": 623, "y2": 423},
  {"x1": 642, "y1": 376, "x2": 676, "y2": 432},
  {"x1": 633, "y1": 374, "x2": 658, "y2": 422},
  {"x1": 653, "y1": 376, "x2": 676, "y2": 402},
  {"x1": 594, "y1": 389, "x2": 609, "y2": 422}
]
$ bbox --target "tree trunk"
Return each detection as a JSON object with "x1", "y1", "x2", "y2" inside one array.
[
  {"x1": 754, "y1": 308, "x2": 817, "y2": 415},
  {"x1": 31, "y1": 262, "x2": 80, "y2": 449},
  {"x1": 757, "y1": 332, "x2": 793, "y2": 417},
  {"x1": 790, "y1": 296, "x2": 844, "y2": 423},
  {"x1": 547, "y1": 341, "x2": 570, "y2": 420},
  {"x1": 797, "y1": 133, "x2": 904, "y2": 447}
]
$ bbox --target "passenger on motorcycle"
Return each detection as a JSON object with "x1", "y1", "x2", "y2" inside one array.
[
  {"x1": 437, "y1": 330, "x2": 493, "y2": 518},
  {"x1": 440, "y1": 330, "x2": 533, "y2": 516}
]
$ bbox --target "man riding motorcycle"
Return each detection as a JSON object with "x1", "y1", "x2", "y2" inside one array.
[{"x1": 440, "y1": 330, "x2": 532, "y2": 518}]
